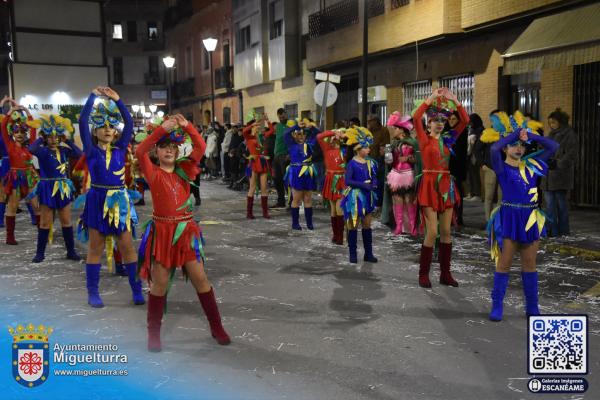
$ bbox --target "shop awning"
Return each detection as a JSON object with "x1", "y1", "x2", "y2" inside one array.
[{"x1": 502, "y1": 3, "x2": 600, "y2": 74}]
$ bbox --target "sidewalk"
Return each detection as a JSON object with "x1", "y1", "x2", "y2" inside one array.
[{"x1": 461, "y1": 199, "x2": 600, "y2": 261}]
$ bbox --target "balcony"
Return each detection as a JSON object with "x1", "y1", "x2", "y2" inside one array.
[
  {"x1": 215, "y1": 66, "x2": 233, "y2": 90},
  {"x1": 163, "y1": 0, "x2": 193, "y2": 31},
  {"x1": 142, "y1": 39, "x2": 165, "y2": 52},
  {"x1": 172, "y1": 78, "x2": 195, "y2": 100},
  {"x1": 144, "y1": 73, "x2": 165, "y2": 86},
  {"x1": 308, "y1": 0, "x2": 384, "y2": 39}
]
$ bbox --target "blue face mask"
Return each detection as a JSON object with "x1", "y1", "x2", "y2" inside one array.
[{"x1": 89, "y1": 100, "x2": 122, "y2": 129}]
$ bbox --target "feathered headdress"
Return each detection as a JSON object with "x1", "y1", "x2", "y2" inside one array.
[
  {"x1": 481, "y1": 110, "x2": 541, "y2": 144},
  {"x1": 2, "y1": 110, "x2": 29, "y2": 136},
  {"x1": 413, "y1": 97, "x2": 457, "y2": 119},
  {"x1": 89, "y1": 99, "x2": 123, "y2": 129},
  {"x1": 386, "y1": 112, "x2": 413, "y2": 131},
  {"x1": 285, "y1": 118, "x2": 315, "y2": 136},
  {"x1": 344, "y1": 126, "x2": 373, "y2": 150},
  {"x1": 27, "y1": 114, "x2": 73, "y2": 138}
]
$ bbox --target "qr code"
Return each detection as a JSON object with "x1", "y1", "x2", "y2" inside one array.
[{"x1": 528, "y1": 315, "x2": 587, "y2": 374}]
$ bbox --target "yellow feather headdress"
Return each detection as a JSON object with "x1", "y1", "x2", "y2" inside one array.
[{"x1": 27, "y1": 114, "x2": 74, "y2": 137}]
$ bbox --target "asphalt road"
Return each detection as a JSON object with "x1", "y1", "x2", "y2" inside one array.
[{"x1": 1, "y1": 180, "x2": 598, "y2": 399}]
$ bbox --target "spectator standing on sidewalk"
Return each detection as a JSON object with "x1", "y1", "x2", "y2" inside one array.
[
  {"x1": 271, "y1": 108, "x2": 290, "y2": 208},
  {"x1": 204, "y1": 126, "x2": 219, "y2": 179},
  {"x1": 227, "y1": 124, "x2": 244, "y2": 187},
  {"x1": 366, "y1": 115, "x2": 390, "y2": 208},
  {"x1": 543, "y1": 108, "x2": 578, "y2": 237},
  {"x1": 465, "y1": 113, "x2": 483, "y2": 201},
  {"x1": 221, "y1": 123, "x2": 234, "y2": 180},
  {"x1": 476, "y1": 110, "x2": 503, "y2": 222}
]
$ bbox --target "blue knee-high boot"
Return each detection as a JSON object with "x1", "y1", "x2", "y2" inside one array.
[
  {"x1": 0, "y1": 202, "x2": 5, "y2": 227},
  {"x1": 362, "y1": 229, "x2": 378, "y2": 262},
  {"x1": 26, "y1": 203, "x2": 37, "y2": 225},
  {"x1": 305, "y1": 207, "x2": 314, "y2": 230},
  {"x1": 62, "y1": 227, "x2": 81, "y2": 261},
  {"x1": 32, "y1": 228, "x2": 49, "y2": 263},
  {"x1": 489, "y1": 272, "x2": 510, "y2": 321},
  {"x1": 521, "y1": 271, "x2": 540, "y2": 316},
  {"x1": 291, "y1": 207, "x2": 302, "y2": 230},
  {"x1": 348, "y1": 229, "x2": 358, "y2": 263},
  {"x1": 126, "y1": 262, "x2": 145, "y2": 305},
  {"x1": 86, "y1": 263, "x2": 104, "y2": 308}
]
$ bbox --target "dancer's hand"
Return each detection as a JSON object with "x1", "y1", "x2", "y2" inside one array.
[
  {"x1": 519, "y1": 128, "x2": 528, "y2": 142},
  {"x1": 101, "y1": 87, "x2": 120, "y2": 101},
  {"x1": 161, "y1": 118, "x2": 178, "y2": 132},
  {"x1": 172, "y1": 114, "x2": 188, "y2": 127},
  {"x1": 92, "y1": 86, "x2": 103, "y2": 96}
]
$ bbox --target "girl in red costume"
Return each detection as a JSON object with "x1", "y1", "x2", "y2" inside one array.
[
  {"x1": 317, "y1": 129, "x2": 346, "y2": 244},
  {"x1": 413, "y1": 88, "x2": 469, "y2": 288},
  {"x1": 242, "y1": 112, "x2": 274, "y2": 219},
  {"x1": 136, "y1": 114, "x2": 230, "y2": 352},
  {"x1": 1, "y1": 102, "x2": 39, "y2": 244}
]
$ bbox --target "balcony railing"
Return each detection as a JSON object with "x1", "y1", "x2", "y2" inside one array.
[
  {"x1": 144, "y1": 73, "x2": 165, "y2": 85},
  {"x1": 142, "y1": 39, "x2": 165, "y2": 52},
  {"x1": 172, "y1": 78, "x2": 195, "y2": 100},
  {"x1": 215, "y1": 66, "x2": 233, "y2": 90},
  {"x1": 308, "y1": 0, "x2": 385, "y2": 39},
  {"x1": 391, "y1": 0, "x2": 410, "y2": 9}
]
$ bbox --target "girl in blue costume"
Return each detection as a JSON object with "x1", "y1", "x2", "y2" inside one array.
[
  {"x1": 0, "y1": 95, "x2": 12, "y2": 228},
  {"x1": 284, "y1": 119, "x2": 320, "y2": 230},
  {"x1": 78, "y1": 86, "x2": 144, "y2": 308},
  {"x1": 486, "y1": 111, "x2": 558, "y2": 321},
  {"x1": 27, "y1": 114, "x2": 82, "y2": 263},
  {"x1": 340, "y1": 126, "x2": 378, "y2": 264}
]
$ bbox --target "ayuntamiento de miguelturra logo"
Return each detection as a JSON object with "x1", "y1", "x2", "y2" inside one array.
[{"x1": 9, "y1": 323, "x2": 52, "y2": 388}]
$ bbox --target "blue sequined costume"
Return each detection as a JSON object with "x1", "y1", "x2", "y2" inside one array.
[
  {"x1": 340, "y1": 158, "x2": 378, "y2": 225},
  {"x1": 28, "y1": 138, "x2": 81, "y2": 209},
  {"x1": 0, "y1": 134, "x2": 9, "y2": 179},
  {"x1": 77, "y1": 93, "x2": 139, "y2": 240},
  {"x1": 487, "y1": 131, "x2": 558, "y2": 262},
  {"x1": 283, "y1": 126, "x2": 319, "y2": 191}
]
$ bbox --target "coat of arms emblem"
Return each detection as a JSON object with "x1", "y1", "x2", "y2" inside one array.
[{"x1": 8, "y1": 323, "x2": 53, "y2": 387}]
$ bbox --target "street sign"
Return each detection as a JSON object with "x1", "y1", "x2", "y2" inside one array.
[
  {"x1": 313, "y1": 82, "x2": 338, "y2": 107},
  {"x1": 315, "y1": 71, "x2": 341, "y2": 84}
]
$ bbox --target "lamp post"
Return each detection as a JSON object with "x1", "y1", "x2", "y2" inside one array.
[
  {"x1": 162, "y1": 56, "x2": 175, "y2": 113},
  {"x1": 203, "y1": 37, "x2": 218, "y2": 125}
]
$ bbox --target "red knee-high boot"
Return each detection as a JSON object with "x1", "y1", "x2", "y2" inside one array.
[
  {"x1": 147, "y1": 293, "x2": 166, "y2": 352},
  {"x1": 5, "y1": 216, "x2": 17, "y2": 245},
  {"x1": 246, "y1": 196, "x2": 255, "y2": 219},
  {"x1": 419, "y1": 244, "x2": 433, "y2": 288},
  {"x1": 261, "y1": 196, "x2": 270, "y2": 219},
  {"x1": 197, "y1": 287, "x2": 231, "y2": 345},
  {"x1": 333, "y1": 216, "x2": 344, "y2": 245},
  {"x1": 439, "y1": 242, "x2": 458, "y2": 287}
]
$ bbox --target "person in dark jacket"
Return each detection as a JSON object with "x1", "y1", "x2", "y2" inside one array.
[
  {"x1": 465, "y1": 113, "x2": 483, "y2": 200},
  {"x1": 448, "y1": 111, "x2": 468, "y2": 226},
  {"x1": 543, "y1": 108, "x2": 578, "y2": 237}
]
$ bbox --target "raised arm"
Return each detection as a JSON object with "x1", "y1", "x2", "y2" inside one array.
[
  {"x1": 63, "y1": 138, "x2": 83, "y2": 159},
  {"x1": 528, "y1": 132, "x2": 559, "y2": 162},
  {"x1": 317, "y1": 130, "x2": 335, "y2": 150},
  {"x1": 26, "y1": 114, "x2": 36, "y2": 143},
  {"x1": 412, "y1": 102, "x2": 429, "y2": 146},
  {"x1": 114, "y1": 98, "x2": 133, "y2": 148},
  {"x1": 78, "y1": 93, "x2": 96, "y2": 156},
  {"x1": 135, "y1": 126, "x2": 167, "y2": 182},
  {"x1": 1, "y1": 113, "x2": 13, "y2": 148},
  {"x1": 263, "y1": 121, "x2": 274, "y2": 138},
  {"x1": 186, "y1": 123, "x2": 207, "y2": 163},
  {"x1": 490, "y1": 131, "x2": 519, "y2": 176},
  {"x1": 283, "y1": 127, "x2": 296, "y2": 148},
  {"x1": 306, "y1": 126, "x2": 320, "y2": 146},
  {"x1": 28, "y1": 137, "x2": 44, "y2": 156}
]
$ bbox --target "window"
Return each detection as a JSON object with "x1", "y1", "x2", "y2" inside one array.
[
  {"x1": 147, "y1": 22, "x2": 158, "y2": 40},
  {"x1": 113, "y1": 57, "x2": 123, "y2": 85},
  {"x1": 203, "y1": 47, "x2": 210, "y2": 71},
  {"x1": 223, "y1": 107, "x2": 231, "y2": 124},
  {"x1": 127, "y1": 21, "x2": 137, "y2": 42},
  {"x1": 439, "y1": 74, "x2": 475, "y2": 114},
  {"x1": 403, "y1": 80, "x2": 432, "y2": 116},
  {"x1": 112, "y1": 23, "x2": 122, "y2": 40},
  {"x1": 254, "y1": 106, "x2": 265, "y2": 120},
  {"x1": 185, "y1": 46, "x2": 193, "y2": 78},
  {"x1": 235, "y1": 22, "x2": 251, "y2": 53},
  {"x1": 269, "y1": 0, "x2": 283, "y2": 40},
  {"x1": 148, "y1": 56, "x2": 159, "y2": 75},
  {"x1": 284, "y1": 103, "x2": 298, "y2": 119},
  {"x1": 223, "y1": 40, "x2": 230, "y2": 67}
]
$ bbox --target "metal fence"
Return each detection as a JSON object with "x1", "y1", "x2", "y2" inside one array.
[
  {"x1": 391, "y1": 0, "x2": 410, "y2": 9},
  {"x1": 403, "y1": 80, "x2": 432, "y2": 116},
  {"x1": 308, "y1": 0, "x2": 384, "y2": 39},
  {"x1": 439, "y1": 74, "x2": 475, "y2": 115},
  {"x1": 573, "y1": 62, "x2": 600, "y2": 207}
]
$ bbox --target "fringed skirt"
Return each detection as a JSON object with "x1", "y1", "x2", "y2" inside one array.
[
  {"x1": 387, "y1": 168, "x2": 415, "y2": 196},
  {"x1": 340, "y1": 186, "x2": 378, "y2": 226},
  {"x1": 27, "y1": 178, "x2": 76, "y2": 209},
  {"x1": 285, "y1": 163, "x2": 317, "y2": 191},
  {"x1": 487, "y1": 202, "x2": 547, "y2": 264},
  {"x1": 247, "y1": 155, "x2": 271, "y2": 175},
  {"x1": 137, "y1": 214, "x2": 205, "y2": 281},
  {"x1": 322, "y1": 171, "x2": 345, "y2": 201},
  {"x1": 3, "y1": 168, "x2": 38, "y2": 198},
  {"x1": 417, "y1": 170, "x2": 460, "y2": 212}
]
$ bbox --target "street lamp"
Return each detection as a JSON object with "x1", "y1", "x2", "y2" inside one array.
[
  {"x1": 203, "y1": 37, "x2": 218, "y2": 124},
  {"x1": 132, "y1": 104, "x2": 140, "y2": 114},
  {"x1": 162, "y1": 56, "x2": 176, "y2": 113},
  {"x1": 149, "y1": 104, "x2": 157, "y2": 113}
]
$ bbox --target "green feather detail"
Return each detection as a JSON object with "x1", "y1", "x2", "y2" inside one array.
[{"x1": 172, "y1": 221, "x2": 188, "y2": 245}]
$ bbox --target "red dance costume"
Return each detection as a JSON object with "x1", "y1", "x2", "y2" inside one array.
[
  {"x1": 317, "y1": 131, "x2": 346, "y2": 201},
  {"x1": 1, "y1": 115, "x2": 38, "y2": 198},
  {"x1": 242, "y1": 122, "x2": 274, "y2": 174},
  {"x1": 413, "y1": 102, "x2": 469, "y2": 212},
  {"x1": 135, "y1": 124, "x2": 205, "y2": 279}
]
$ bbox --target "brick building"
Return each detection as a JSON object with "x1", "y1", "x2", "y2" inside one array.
[{"x1": 164, "y1": 0, "x2": 239, "y2": 125}]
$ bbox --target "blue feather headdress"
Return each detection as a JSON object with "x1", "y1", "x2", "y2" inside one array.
[{"x1": 89, "y1": 99, "x2": 123, "y2": 129}]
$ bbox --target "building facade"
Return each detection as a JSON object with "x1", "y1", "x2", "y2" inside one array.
[
  {"x1": 164, "y1": 0, "x2": 239, "y2": 125},
  {"x1": 104, "y1": 0, "x2": 169, "y2": 112},
  {"x1": 304, "y1": 0, "x2": 600, "y2": 207}
]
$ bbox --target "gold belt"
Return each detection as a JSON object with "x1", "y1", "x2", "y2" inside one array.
[
  {"x1": 423, "y1": 169, "x2": 449, "y2": 174},
  {"x1": 91, "y1": 183, "x2": 125, "y2": 190},
  {"x1": 152, "y1": 214, "x2": 194, "y2": 222}
]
